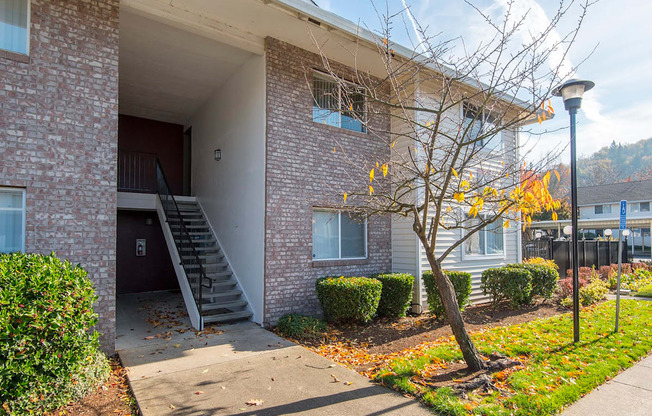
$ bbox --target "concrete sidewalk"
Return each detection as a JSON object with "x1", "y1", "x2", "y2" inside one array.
[
  {"x1": 562, "y1": 355, "x2": 652, "y2": 416},
  {"x1": 117, "y1": 292, "x2": 432, "y2": 415}
]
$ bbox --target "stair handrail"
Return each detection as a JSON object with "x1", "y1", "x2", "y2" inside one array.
[{"x1": 155, "y1": 160, "x2": 212, "y2": 317}]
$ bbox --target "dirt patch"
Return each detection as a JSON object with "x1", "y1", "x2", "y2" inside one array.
[
  {"x1": 295, "y1": 301, "x2": 567, "y2": 375},
  {"x1": 335, "y1": 301, "x2": 565, "y2": 355},
  {"x1": 50, "y1": 356, "x2": 139, "y2": 416}
]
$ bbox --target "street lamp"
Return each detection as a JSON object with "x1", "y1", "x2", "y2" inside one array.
[{"x1": 553, "y1": 79, "x2": 595, "y2": 343}]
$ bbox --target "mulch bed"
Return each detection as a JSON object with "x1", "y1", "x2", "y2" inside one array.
[
  {"x1": 50, "y1": 356, "x2": 139, "y2": 416},
  {"x1": 295, "y1": 301, "x2": 568, "y2": 375}
]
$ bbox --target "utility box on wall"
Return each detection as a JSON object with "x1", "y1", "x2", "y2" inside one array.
[{"x1": 136, "y1": 239, "x2": 146, "y2": 257}]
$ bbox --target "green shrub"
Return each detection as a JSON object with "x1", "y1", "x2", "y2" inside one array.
[
  {"x1": 315, "y1": 276, "x2": 382, "y2": 323},
  {"x1": 276, "y1": 314, "x2": 327, "y2": 340},
  {"x1": 0, "y1": 253, "x2": 109, "y2": 415},
  {"x1": 371, "y1": 273, "x2": 415, "y2": 318},
  {"x1": 509, "y1": 263, "x2": 559, "y2": 300},
  {"x1": 481, "y1": 267, "x2": 533, "y2": 306},
  {"x1": 422, "y1": 270, "x2": 472, "y2": 319},
  {"x1": 579, "y1": 279, "x2": 609, "y2": 306}
]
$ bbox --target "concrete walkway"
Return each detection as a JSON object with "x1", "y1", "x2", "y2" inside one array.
[
  {"x1": 117, "y1": 292, "x2": 432, "y2": 415},
  {"x1": 562, "y1": 355, "x2": 652, "y2": 416}
]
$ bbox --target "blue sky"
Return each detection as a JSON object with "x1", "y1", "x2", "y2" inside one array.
[{"x1": 313, "y1": 0, "x2": 652, "y2": 161}]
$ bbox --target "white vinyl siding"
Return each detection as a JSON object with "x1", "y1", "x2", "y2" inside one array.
[
  {"x1": 0, "y1": 0, "x2": 29, "y2": 55},
  {"x1": 0, "y1": 188, "x2": 25, "y2": 253}
]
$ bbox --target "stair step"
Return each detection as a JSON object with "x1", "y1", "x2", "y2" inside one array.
[
  {"x1": 170, "y1": 224, "x2": 209, "y2": 230},
  {"x1": 179, "y1": 246, "x2": 219, "y2": 253},
  {"x1": 184, "y1": 262, "x2": 228, "y2": 269},
  {"x1": 203, "y1": 311, "x2": 252, "y2": 323},
  {"x1": 168, "y1": 218, "x2": 206, "y2": 223},
  {"x1": 175, "y1": 238, "x2": 216, "y2": 244},
  {"x1": 182, "y1": 254, "x2": 223, "y2": 261},
  {"x1": 189, "y1": 278, "x2": 237, "y2": 288},
  {"x1": 201, "y1": 299, "x2": 248, "y2": 311},
  {"x1": 202, "y1": 289, "x2": 242, "y2": 299},
  {"x1": 188, "y1": 271, "x2": 232, "y2": 278}
]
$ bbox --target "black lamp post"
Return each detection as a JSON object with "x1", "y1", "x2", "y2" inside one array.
[{"x1": 552, "y1": 79, "x2": 595, "y2": 343}]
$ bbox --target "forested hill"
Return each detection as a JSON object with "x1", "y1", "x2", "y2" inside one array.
[{"x1": 577, "y1": 138, "x2": 652, "y2": 186}]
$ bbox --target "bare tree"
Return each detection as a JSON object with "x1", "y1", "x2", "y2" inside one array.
[{"x1": 310, "y1": 0, "x2": 590, "y2": 372}]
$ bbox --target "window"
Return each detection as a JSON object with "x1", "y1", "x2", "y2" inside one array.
[
  {"x1": 640, "y1": 202, "x2": 650, "y2": 212},
  {"x1": 463, "y1": 104, "x2": 502, "y2": 152},
  {"x1": 0, "y1": 0, "x2": 29, "y2": 55},
  {"x1": 464, "y1": 216, "x2": 504, "y2": 256},
  {"x1": 312, "y1": 71, "x2": 366, "y2": 133},
  {"x1": 594, "y1": 205, "x2": 612, "y2": 215},
  {"x1": 312, "y1": 209, "x2": 367, "y2": 260},
  {"x1": 0, "y1": 188, "x2": 25, "y2": 253}
]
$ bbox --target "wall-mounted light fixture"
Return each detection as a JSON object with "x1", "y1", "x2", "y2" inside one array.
[{"x1": 214, "y1": 149, "x2": 222, "y2": 161}]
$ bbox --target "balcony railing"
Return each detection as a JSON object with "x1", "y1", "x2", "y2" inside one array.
[{"x1": 117, "y1": 150, "x2": 157, "y2": 193}]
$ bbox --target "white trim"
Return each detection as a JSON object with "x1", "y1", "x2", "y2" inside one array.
[
  {"x1": 311, "y1": 208, "x2": 368, "y2": 261},
  {"x1": 155, "y1": 197, "x2": 203, "y2": 330}
]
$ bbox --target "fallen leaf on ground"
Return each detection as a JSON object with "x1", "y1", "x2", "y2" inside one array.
[
  {"x1": 169, "y1": 404, "x2": 176, "y2": 409},
  {"x1": 195, "y1": 391, "x2": 204, "y2": 395},
  {"x1": 173, "y1": 344, "x2": 181, "y2": 348},
  {"x1": 143, "y1": 336, "x2": 155, "y2": 340},
  {"x1": 246, "y1": 399, "x2": 264, "y2": 406},
  {"x1": 331, "y1": 374, "x2": 340, "y2": 383},
  {"x1": 344, "y1": 381, "x2": 353, "y2": 385},
  {"x1": 202, "y1": 369, "x2": 208, "y2": 373}
]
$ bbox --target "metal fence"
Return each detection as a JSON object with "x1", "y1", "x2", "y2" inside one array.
[{"x1": 522, "y1": 238, "x2": 629, "y2": 277}]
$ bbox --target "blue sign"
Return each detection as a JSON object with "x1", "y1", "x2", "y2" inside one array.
[{"x1": 620, "y1": 200, "x2": 627, "y2": 230}]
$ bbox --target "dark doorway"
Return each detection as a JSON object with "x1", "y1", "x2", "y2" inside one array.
[{"x1": 116, "y1": 210, "x2": 179, "y2": 294}]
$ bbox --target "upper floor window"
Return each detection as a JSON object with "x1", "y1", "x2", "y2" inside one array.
[
  {"x1": 0, "y1": 188, "x2": 25, "y2": 253},
  {"x1": 464, "y1": 215, "x2": 504, "y2": 257},
  {"x1": 312, "y1": 71, "x2": 366, "y2": 133},
  {"x1": 463, "y1": 104, "x2": 503, "y2": 152},
  {"x1": 0, "y1": 0, "x2": 29, "y2": 55},
  {"x1": 594, "y1": 204, "x2": 612, "y2": 215},
  {"x1": 632, "y1": 202, "x2": 650, "y2": 213},
  {"x1": 312, "y1": 209, "x2": 367, "y2": 260}
]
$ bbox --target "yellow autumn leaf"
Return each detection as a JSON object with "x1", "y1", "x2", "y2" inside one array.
[
  {"x1": 382, "y1": 164, "x2": 388, "y2": 177},
  {"x1": 391, "y1": 140, "x2": 397, "y2": 148},
  {"x1": 451, "y1": 168, "x2": 458, "y2": 178},
  {"x1": 552, "y1": 211, "x2": 558, "y2": 221},
  {"x1": 554, "y1": 170, "x2": 561, "y2": 182},
  {"x1": 376, "y1": 161, "x2": 379, "y2": 168},
  {"x1": 503, "y1": 220, "x2": 510, "y2": 228},
  {"x1": 461, "y1": 180, "x2": 470, "y2": 191},
  {"x1": 369, "y1": 185, "x2": 374, "y2": 195},
  {"x1": 369, "y1": 168, "x2": 375, "y2": 182},
  {"x1": 343, "y1": 192, "x2": 348, "y2": 203},
  {"x1": 453, "y1": 192, "x2": 465, "y2": 203}
]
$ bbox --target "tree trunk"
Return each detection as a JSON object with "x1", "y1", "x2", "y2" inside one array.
[{"x1": 425, "y1": 250, "x2": 485, "y2": 372}]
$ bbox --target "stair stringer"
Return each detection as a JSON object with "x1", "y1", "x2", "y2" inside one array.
[
  {"x1": 155, "y1": 197, "x2": 203, "y2": 330},
  {"x1": 195, "y1": 198, "x2": 255, "y2": 322}
]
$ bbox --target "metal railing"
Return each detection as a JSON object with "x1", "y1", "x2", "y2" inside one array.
[
  {"x1": 156, "y1": 160, "x2": 212, "y2": 316},
  {"x1": 118, "y1": 150, "x2": 157, "y2": 193}
]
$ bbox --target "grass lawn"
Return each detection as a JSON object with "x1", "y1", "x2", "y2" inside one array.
[
  {"x1": 376, "y1": 300, "x2": 652, "y2": 415},
  {"x1": 635, "y1": 283, "x2": 652, "y2": 297}
]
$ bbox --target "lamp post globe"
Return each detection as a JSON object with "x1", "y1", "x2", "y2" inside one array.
[{"x1": 553, "y1": 78, "x2": 595, "y2": 344}]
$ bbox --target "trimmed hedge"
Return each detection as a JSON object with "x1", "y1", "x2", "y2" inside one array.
[
  {"x1": 371, "y1": 273, "x2": 415, "y2": 318},
  {"x1": 509, "y1": 263, "x2": 559, "y2": 300},
  {"x1": 276, "y1": 314, "x2": 327, "y2": 340},
  {"x1": 422, "y1": 270, "x2": 472, "y2": 319},
  {"x1": 481, "y1": 266, "x2": 533, "y2": 306},
  {"x1": 316, "y1": 276, "x2": 382, "y2": 323},
  {"x1": 0, "y1": 253, "x2": 109, "y2": 415}
]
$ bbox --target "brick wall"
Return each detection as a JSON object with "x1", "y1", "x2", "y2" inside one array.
[
  {"x1": 0, "y1": 0, "x2": 119, "y2": 351},
  {"x1": 264, "y1": 38, "x2": 392, "y2": 324}
]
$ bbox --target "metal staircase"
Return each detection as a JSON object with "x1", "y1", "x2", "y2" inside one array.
[{"x1": 155, "y1": 161, "x2": 252, "y2": 328}]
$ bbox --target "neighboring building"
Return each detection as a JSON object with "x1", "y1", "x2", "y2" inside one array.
[
  {"x1": 1, "y1": 0, "x2": 525, "y2": 351},
  {"x1": 531, "y1": 179, "x2": 652, "y2": 256}
]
